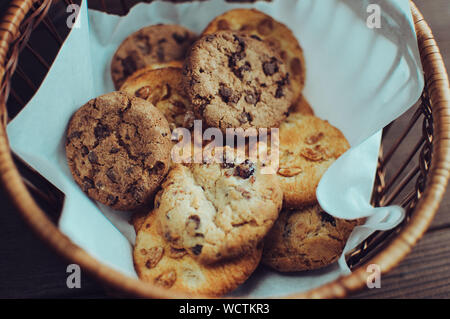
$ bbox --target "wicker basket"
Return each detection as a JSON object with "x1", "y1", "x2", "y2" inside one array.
[{"x1": 0, "y1": 0, "x2": 449, "y2": 298}]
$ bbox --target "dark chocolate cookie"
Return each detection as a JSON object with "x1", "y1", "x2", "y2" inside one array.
[
  {"x1": 66, "y1": 92, "x2": 172, "y2": 211},
  {"x1": 183, "y1": 31, "x2": 294, "y2": 132},
  {"x1": 203, "y1": 9, "x2": 306, "y2": 106},
  {"x1": 111, "y1": 24, "x2": 197, "y2": 89}
]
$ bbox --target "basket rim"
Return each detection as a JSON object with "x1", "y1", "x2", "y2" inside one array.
[{"x1": 0, "y1": 0, "x2": 449, "y2": 299}]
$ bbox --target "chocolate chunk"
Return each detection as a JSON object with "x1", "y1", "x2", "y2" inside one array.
[
  {"x1": 157, "y1": 46, "x2": 165, "y2": 62},
  {"x1": 172, "y1": 32, "x2": 188, "y2": 44},
  {"x1": 219, "y1": 84, "x2": 233, "y2": 103},
  {"x1": 110, "y1": 147, "x2": 120, "y2": 154},
  {"x1": 234, "y1": 160, "x2": 255, "y2": 179},
  {"x1": 68, "y1": 131, "x2": 82, "y2": 140},
  {"x1": 94, "y1": 123, "x2": 110, "y2": 140},
  {"x1": 127, "y1": 184, "x2": 145, "y2": 203},
  {"x1": 275, "y1": 86, "x2": 284, "y2": 98},
  {"x1": 136, "y1": 34, "x2": 152, "y2": 55},
  {"x1": 263, "y1": 58, "x2": 279, "y2": 76},
  {"x1": 82, "y1": 177, "x2": 95, "y2": 191},
  {"x1": 233, "y1": 34, "x2": 246, "y2": 51},
  {"x1": 107, "y1": 195, "x2": 118, "y2": 206},
  {"x1": 275, "y1": 75, "x2": 290, "y2": 98},
  {"x1": 188, "y1": 215, "x2": 201, "y2": 229},
  {"x1": 320, "y1": 211, "x2": 336, "y2": 227},
  {"x1": 106, "y1": 168, "x2": 118, "y2": 183},
  {"x1": 228, "y1": 51, "x2": 246, "y2": 69},
  {"x1": 250, "y1": 34, "x2": 262, "y2": 41},
  {"x1": 121, "y1": 56, "x2": 137, "y2": 77},
  {"x1": 233, "y1": 61, "x2": 251, "y2": 79},
  {"x1": 88, "y1": 151, "x2": 98, "y2": 164},
  {"x1": 81, "y1": 146, "x2": 89, "y2": 156},
  {"x1": 191, "y1": 244, "x2": 203, "y2": 256}
]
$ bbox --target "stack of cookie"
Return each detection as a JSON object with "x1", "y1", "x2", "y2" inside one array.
[{"x1": 65, "y1": 9, "x2": 359, "y2": 296}]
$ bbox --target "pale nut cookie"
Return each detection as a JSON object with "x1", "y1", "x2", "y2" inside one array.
[
  {"x1": 262, "y1": 204, "x2": 358, "y2": 272},
  {"x1": 111, "y1": 24, "x2": 197, "y2": 89},
  {"x1": 133, "y1": 209, "x2": 263, "y2": 296},
  {"x1": 65, "y1": 91, "x2": 172, "y2": 210},
  {"x1": 277, "y1": 113, "x2": 349, "y2": 208},
  {"x1": 120, "y1": 67, "x2": 195, "y2": 131},
  {"x1": 154, "y1": 151, "x2": 283, "y2": 264},
  {"x1": 203, "y1": 9, "x2": 306, "y2": 104},
  {"x1": 183, "y1": 31, "x2": 294, "y2": 132}
]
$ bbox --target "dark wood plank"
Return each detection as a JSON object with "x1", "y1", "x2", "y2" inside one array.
[
  {"x1": 0, "y1": 185, "x2": 108, "y2": 298},
  {"x1": 352, "y1": 228, "x2": 450, "y2": 298}
]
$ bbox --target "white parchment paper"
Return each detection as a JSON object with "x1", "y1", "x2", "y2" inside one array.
[{"x1": 6, "y1": 0, "x2": 424, "y2": 297}]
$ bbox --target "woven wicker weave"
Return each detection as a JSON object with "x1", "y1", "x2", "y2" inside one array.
[{"x1": 0, "y1": 0, "x2": 449, "y2": 298}]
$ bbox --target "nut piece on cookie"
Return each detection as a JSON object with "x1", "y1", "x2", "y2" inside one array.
[
  {"x1": 203, "y1": 8, "x2": 306, "y2": 104},
  {"x1": 262, "y1": 204, "x2": 359, "y2": 272},
  {"x1": 154, "y1": 146, "x2": 283, "y2": 264},
  {"x1": 133, "y1": 209, "x2": 262, "y2": 297},
  {"x1": 120, "y1": 67, "x2": 195, "y2": 131},
  {"x1": 183, "y1": 31, "x2": 294, "y2": 132},
  {"x1": 277, "y1": 112, "x2": 350, "y2": 208},
  {"x1": 65, "y1": 91, "x2": 172, "y2": 211},
  {"x1": 111, "y1": 24, "x2": 197, "y2": 89}
]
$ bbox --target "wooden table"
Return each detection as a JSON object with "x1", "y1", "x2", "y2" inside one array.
[{"x1": 0, "y1": 0, "x2": 449, "y2": 299}]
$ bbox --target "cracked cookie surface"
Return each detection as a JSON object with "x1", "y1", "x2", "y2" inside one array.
[
  {"x1": 183, "y1": 31, "x2": 293, "y2": 132},
  {"x1": 262, "y1": 204, "x2": 358, "y2": 272},
  {"x1": 133, "y1": 209, "x2": 262, "y2": 296},
  {"x1": 277, "y1": 112, "x2": 350, "y2": 208},
  {"x1": 111, "y1": 24, "x2": 197, "y2": 89},
  {"x1": 154, "y1": 149, "x2": 283, "y2": 264},
  {"x1": 202, "y1": 8, "x2": 306, "y2": 105},
  {"x1": 66, "y1": 91, "x2": 172, "y2": 210},
  {"x1": 120, "y1": 67, "x2": 195, "y2": 132}
]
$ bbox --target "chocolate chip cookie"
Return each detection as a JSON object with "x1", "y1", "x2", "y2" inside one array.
[
  {"x1": 66, "y1": 91, "x2": 172, "y2": 211},
  {"x1": 111, "y1": 24, "x2": 197, "y2": 89},
  {"x1": 133, "y1": 209, "x2": 262, "y2": 296},
  {"x1": 262, "y1": 204, "x2": 358, "y2": 272},
  {"x1": 183, "y1": 31, "x2": 294, "y2": 132},
  {"x1": 277, "y1": 113, "x2": 349, "y2": 208},
  {"x1": 203, "y1": 9, "x2": 306, "y2": 104},
  {"x1": 120, "y1": 67, "x2": 195, "y2": 131},
  {"x1": 154, "y1": 146, "x2": 283, "y2": 264}
]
